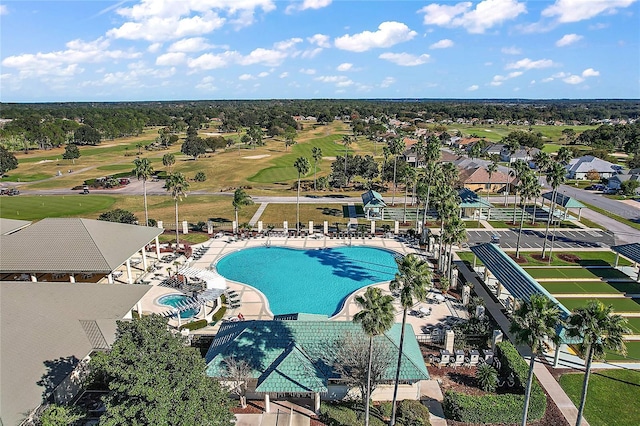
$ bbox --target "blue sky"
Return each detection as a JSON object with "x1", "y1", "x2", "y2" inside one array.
[{"x1": 1, "y1": 0, "x2": 638, "y2": 102}]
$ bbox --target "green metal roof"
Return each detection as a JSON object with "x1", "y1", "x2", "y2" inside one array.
[
  {"x1": 542, "y1": 192, "x2": 585, "y2": 209},
  {"x1": 458, "y1": 188, "x2": 493, "y2": 208},
  {"x1": 362, "y1": 190, "x2": 387, "y2": 209},
  {"x1": 611, "y1": 243, "x2": 640, "y2": 264},
  {"x1": 205, "y1": 318, "x2": 429, "y2": 393}
]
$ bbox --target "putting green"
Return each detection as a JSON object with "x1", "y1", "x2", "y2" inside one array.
[
  {"x1": 556, "y1": 297, "x2": 640, "y2": 313},
  {"x1": 540, "y1": 281, "x2": 621, "y2": 294}
]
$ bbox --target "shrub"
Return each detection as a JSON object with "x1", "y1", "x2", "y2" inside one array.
[
  {"x1": 442, "y1": 341, "x2": 546, "y2": 423},
  {"x1": 475, "y1": 363, "x2": 498, "y2": 392},
  {"x1": 398, "y1": 400, "x2": 431, "y2": 426},
  {"x1": 178, "y1": 319, "x2": 208, "y2": 331},
  {"x1": 194, "y1": 171, "x2": 207, "y2": 182},
  {"x1": 319, "y1": 402, "x2": 387, "y2": 426}
]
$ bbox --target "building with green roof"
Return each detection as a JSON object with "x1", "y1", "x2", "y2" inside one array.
[
  {"x1": 362, "y1": 190, "x2": 387, "y2": 219},
  {"x1": 205, "y1": 315, "x2": 429, "y2": 412}
]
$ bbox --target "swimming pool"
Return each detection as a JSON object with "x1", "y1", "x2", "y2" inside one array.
[
  {"x1": 215, "y1": 246, "x2": 399, "y2": 316},
  {"x1": 158, "y1": 294, "x2": 199, "y2": 319}
]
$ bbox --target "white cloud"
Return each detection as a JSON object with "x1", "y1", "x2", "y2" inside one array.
[
  {"x1": 300, "y1": 68, "x2": 316, "y2": 75},
  {"x1": 108, "y1": 12, "x2": 226, "y2": 42},
  {"x1": 419, "y1": 0, "x2": 527, "y2": 34},
  {"x1": 379, "y1": 52, "x2": 430, "y2": 66},
  {"x1": 337, "y1": 63, "x2": 353, "y2": 71},
  {"x1": 286, "y1": 0, "x2": 332, "y2": 14},
  {"x1": 308, "y1": 34, "x2": 331, "y2": 48},
  {"x1": 315, "y1": 75, "x2": 353, "y2": 87},
  {"x1": 582, "y1": 68, "x2": 600, "y2": 77},
  {"x1": 542, "y1": 0, "x2": 637, "y2": 23},
  {"x1": 563, "y1": 75, "x2": 584, "y2": 84},
  {"x1": 238, "y1": 48, "x2": 288, "y2": 66},
  {"x1": 506, "y1": 58, "x2": 555, "y2": 70},
  {"x1": 239, "y1": 73, "x2": 254, "y2": 80},
  {"x1": 380, "y1": 77, "x2": 396, "y2": 88},
  {"x1": 168, "y1": 37, "x2": 213, "y2": 52},
  {"x1": 501, "y1": 46, "x2": 522, "y2": 55},
  {"x1": 301, "y1": 48, "x2": 323, "y2": 59},
  {"x1": 430, "y1": 39, "x2": 454, "y2": 49},
  {"x1": 556, "y1": 33, "x2": 583, "y2": 47},
  {"x1": 279, "y1": 72, "x2": 289, "y2": 78},
  {"x1": 195, "y1": 75, "x2": 217, "y2": 91},
  {"x1": 0, "y1": 5, "x2": 9, "y2": 15},
  {"x1": 490, "y1": 71, "x2": 523, "y2": 85},
  {"x1": 258, "y1": 71, "x2": 269, "y2": 77},
  {"x1": 148, "y1": 43, "x2": 163, "y2": 53},
  {"x1": 188, "y1": 51, "x2": 240, "y2": 70},
  {"x1": 156, "y1": 52, "x2": 186, "y2": 66},
  {"x1": 1, "y1": 37, "x2": 140, "y2": 79},
  {"x1": 334, "y1": 21, "x2": 417, "y2": 52},
  {"x1": 467, "y1": 84, "x2": 479, "y2": 91},
  {"x1": 274, "y1": 38, "x2": 303, "y2": 51}
]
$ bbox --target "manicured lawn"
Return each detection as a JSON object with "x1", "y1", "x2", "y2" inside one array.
[
  {"x1": 540, "y1": 281, "x2": 622, "y2": 294},
  {"x1": 608, "y1": 281, "x2": 640, "y2": 294},
  {"x1": 259, "y1": 203, "x2": 350, "y2": 227},
  {"x1": 624, "y1": 317, "x2": 640, "y2": 334},
  {"x1": 0, "y1": 195, "x2": 116, "y2": 220},
  {"x1": 556, "y1": 297, "x2": 640, "y2": 313},
  {"x1": 525, "y1": 267, "x2": 630, "y2": 280},
  {"x1": 604, "y1": 340, "x2": 640, "y2": 361},
  {"x1": 457, "y1": 251, "x2": 631, "y2": 268},
  {"x1": 559, "y1": 369, "x2": 640, "y2": 426},
  {"x1": 487, "y1": 220, "x2": 579, "y2": 229}
]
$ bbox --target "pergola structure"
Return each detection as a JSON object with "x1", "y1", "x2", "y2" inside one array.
[
  {"x1": 362, "y1": 189, "x2": 387, "y2": 219},
  {"x1": 541, "y1": 192, "x2": 586, "y2": 220},
  {"x1": 469, "y1": 242, "x2": 573, "y2": 365},
  {"x1": 458, "y1": 188, "x2": 493, "y2": 219},
  {"x1": 0, "y1": 218, "x2": 164, "y2": 285},
  {"x1": 611, "y1": 243, "x2": 640, "y2": 282},
  {"x1": 205, "y1": 315, "x2": 429, "y2": 412}
]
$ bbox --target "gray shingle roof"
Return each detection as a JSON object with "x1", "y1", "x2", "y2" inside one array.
[
  {"x1": 0, "y1": 282, "x2": 151, "y2": 426},
  {"x1": 0, "y1": 218, "x2": 163, "y2": 273},
  {"x1": 0, "y1": 218, "x2": 32, "y2": 235}
]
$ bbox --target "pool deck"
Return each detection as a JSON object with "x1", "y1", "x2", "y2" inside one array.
[{"x1": 163, "y1": 234, "x2": 463, "y2": 336}]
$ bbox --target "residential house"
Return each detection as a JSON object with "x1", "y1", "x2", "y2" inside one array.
[
  {"x1": 607, "y1": 173, "x2": 640, "y2": 193},
  {"x1": 204, "y1": 315, "x2": 429, "y2": 412},
  {"x1": 500, "y1": 147, "x2": 540, "y2": 164},
  {"x1": 565, "y1": 155, "x2": 623, "y2": 180},
  {"x1": 458, "y1": 166, "x2": 514, "y2": 194}
]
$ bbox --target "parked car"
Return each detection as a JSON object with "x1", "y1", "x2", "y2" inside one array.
[
  {"x1": 6, "y1": 188, "x2": 20, "y2": 196},
  {"x1": 585, "y1": 184, "x2": 605, "y2": 191},
  {"x1": 603, "y1": 188, "x2": 619, "y2": 194}
]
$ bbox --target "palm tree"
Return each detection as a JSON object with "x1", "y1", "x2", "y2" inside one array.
[
  {"x1": 388, "y1": 254, "x2": 432, "y2": 425},
  {"x1": 532, "y1": 151, "x2": 551, "y2": 225},
  {"x1": 294, "y1": 157, "x2": 310, "y2": 233},
  {"x1": 133, "y1": 157, "x2": 154, "y2": 226},
  {"x1": 510, "y1": 294, "x2": 562, "y2": 426},
  {"x1": 388, "y1": 138, "x2": 405, "y2": 205},
  {"x1": 566, "y1": 301, "x2": 630, "y2": 426},
  {"x1": 515, "y1": 169, "x2": 541, "y2": 258},
  {"x1": 485, "y1": 162, "x2": 498, "y2": 221},
  {"x1": 504, "y1": 141, "x2": 520, "y2": 205},
  {"x1": 442, "y1": 216, "x2": 466, "y2": 281},
  {"x1": 162, "y1": 153, "x2": 175, "y2": 172},
  {"x1": 342, "y1": 135, "x2": 353, "y2": 183},
  {"x1": 556, "y1": 146, "x2": 573, "y2": 165},
  {"x1": 402, "y1": 165, "x2": 416, "y2": 223},
  {"x1": 541, "y1": 162, "x2": 567, "y2": 259},
  {"x1": 353, "y1": 287, "x2": 395, "y2": 426},
  {"x1": 311, "y1": 146, "x2": 323, "y2": 191},
  {"x1": 232, "y1": 188, "x2": 254, "y2": 232},
  {"x1": 164, "y1": 172, "x2": 189, "y2": 251},
  {"x1": 510, "y1": 160, "x2": 529, "y2": 224},
  {"x1": 421, "y1": 162, "x2": 442, "y2": 225}
]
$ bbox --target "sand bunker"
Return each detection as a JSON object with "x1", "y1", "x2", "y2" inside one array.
[
  {"x1": 242, "y1": 154, "x2": 271, "y2": 159},
  {"x1": 37, "y1": 160, "x2": 54, "y2": 164}
]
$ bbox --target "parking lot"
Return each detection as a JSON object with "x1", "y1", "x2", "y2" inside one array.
[{"x1": 465, "y1": 229, "x2": 614, "y2": 249}]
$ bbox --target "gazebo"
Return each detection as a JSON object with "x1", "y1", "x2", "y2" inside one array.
[
  {"x1": 541, "y1": 192, "x2": 586, "y2": 220},
  {"x1": 458, "y1": 188, "x2": 493, "y2": 219},
  {"x1": 362, "y1": 190, "x2": 387, "y2": 219}
]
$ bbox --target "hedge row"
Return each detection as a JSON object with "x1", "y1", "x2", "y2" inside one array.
[
  {"x1": 178, "y1": 319, "x2": 208, "y2": 331},
  {"x1": 319, "y1": 400, "x2": 431, "y2": 426},
  {"x1": 443, "y1": 341, "x2": 546, "y2": 424}
]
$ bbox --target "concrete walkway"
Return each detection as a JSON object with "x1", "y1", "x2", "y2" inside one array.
[{"x1": 249, "y1": 203, "x2": 269, "y2": 226}]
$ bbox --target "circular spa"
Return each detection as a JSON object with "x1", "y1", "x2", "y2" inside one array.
[
  {"x1": 214, "y1": 246, "x2": 399, "y2": 316},
  {"x1": 157, "y1": 294, "x2": 200, "y2": 319}
]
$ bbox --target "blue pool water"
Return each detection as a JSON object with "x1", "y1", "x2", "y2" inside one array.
[
  {"x1": 215, "y1": 246, "x2": 399, "y2": 316},
  {"x1": 158, "y1": 294, "x2": 199, "y2": 319}
]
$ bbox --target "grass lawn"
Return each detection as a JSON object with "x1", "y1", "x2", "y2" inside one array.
[
  {"x1": 259, "y1": 203, "x2": 351, "y2": 227},
  {"x1": 456, "y1": 250, "x2": 631, "y2": 268},
  {"x1": 158, "y1": 232, "x2": 210, "y2": 245},
  {"x1": 525, "y1": 267, "x2": 630, "y2": 280},
  {"x1": 0, "y1": 195, "x2": 117, "y2": 220},
  {"x1": 604, "y1": 340, "x2": 640, "y2": 361},
  {"x1": 540, "y1": 281, "x2": 622, "y2": 294},
  {"x1": 487, "y1": 220, "x2": 580, "y2": 229},
  {"x1": 581, "y1": 201, "x2": 640, "y2": 231},
  {"x1": 624, "y1": 317, "x2": 640, "y2": 334},
  {"x1": 556, "y1": 297, "x2": 640, "y2": 313},
  {"x1": 559, "y1": 369, "x2": 640, "y2": 426}
]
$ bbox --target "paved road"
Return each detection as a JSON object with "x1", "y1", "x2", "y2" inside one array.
[
  {"x1": 558, "y1": 183, "x2": 640, "y2": 222},
  {"x1": 465, "y1": 229, "x2": 614, "y2": 249}
]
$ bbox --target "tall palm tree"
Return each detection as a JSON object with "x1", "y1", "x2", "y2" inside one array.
[
  {"x1": 342, "y1": 135, "x2": 353, "y2": 182},
  {"x1": 164, "y1": 172, "x2": 189, "y2": 251},
  {"x1": 232, "y1": 188, "x2": 254, "y2": 231},
  {"x1": 532, "y1": 151, "x2": 551, "y2": 225},
  {"x1": 515, "y1": 169, "x2": 541, "y2": 258},
  {"x1": 388, "y1": 138, "x2": 405, "y2": 206},
  {"x1": 353, "y1": 287, "x2": 395, "y2": 426},
  {"x1": 485, "y1": 162, "x2": 498, "y2": 221},
  {"x1": 162, "y1": 153, "x2": 175, "y2": 172},
  {"x1": 556, "y1": 146, "x2": 573, "y2": 165},
  {"x1": 504, "y1": 141, "x2": 520, "y2": 205},
  {"x1": 294, "y1": 157, "x2": 310, "y2": 233},
  {"x1": 388, "y1": 255, "x2": 431, "y2": 426},
  {"x1": 421, "y1": 162, "x2": 442, "y2": 225},
  {"x1": 541, "y1": 162, "x2": 567, "y2": 259},
  {"x1": 566, "y1": 301, "x2": 630, "y2": 426},
  {"x1": 442, "y1": 215, "x2": 466, "y2": 281},
  {"x1": 311, "y1": 146, "x2": 323, "y2": 191},
  {"x1": 510, "y1": 160, "x2": 529, "y2": 224},
  {"x1": 133, "y1": 157, "x2": 154, "y2": 226},
  {"x1": 510, "y1": 294, "x2": 562, "y2": 426},
  {"x1": 402, "y1": 165, "x2": 416, "y2": 223}
]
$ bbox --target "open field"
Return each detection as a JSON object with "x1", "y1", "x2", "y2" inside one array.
[
  {"x1": 259, "y1": 203, "x2": 350, "y2": 227},
  {"x1": 525, "y1": 267, "x2": 630, "y2": 280},
  {"x1": 0, "y1": 195, "x2": 117, "y2": 220},
  {"x1": 556, "y1": 297, "x2": 640, "y2": 313},
  {"x1": 559, "y1": 369, "x2": 640, "y2": 426},
  {"x1": 447, "y1": 124, "x2": 598, "y2": 144}
]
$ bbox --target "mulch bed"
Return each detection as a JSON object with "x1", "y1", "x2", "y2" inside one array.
[{"x1": 508, "y1": 253, "x2": 529, "y2": 264}]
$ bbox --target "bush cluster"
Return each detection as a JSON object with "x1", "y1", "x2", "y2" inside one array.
[
  {"x1": 178, "y1": 319, "x2": 208, "y2": 331},
  {"x1": 397, "y1": 400, "x2": 431, "y2": 426},
  {"x1": 319, "y1": 400, "x2": 431, "y2": 426},
  {"x1": 442, "y1": 341, "x2": 546, "y2": 424}
]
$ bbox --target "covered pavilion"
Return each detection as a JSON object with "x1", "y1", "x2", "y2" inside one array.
[
  {"x1": 362, "y1": 189, "x2": 387, "y2": 219},
  {"x1": 611, "y1": 243, "x2": 640, "y2": 282},
  {"x1": 0, "y1": 218, "x2": 164, "y2": 285},
  {"x1": 458, "y1": 188, "x2": 493, "y2": 219},
  {"x1": 541, "y1": 192, "x2": 586, "y2": 220}
]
